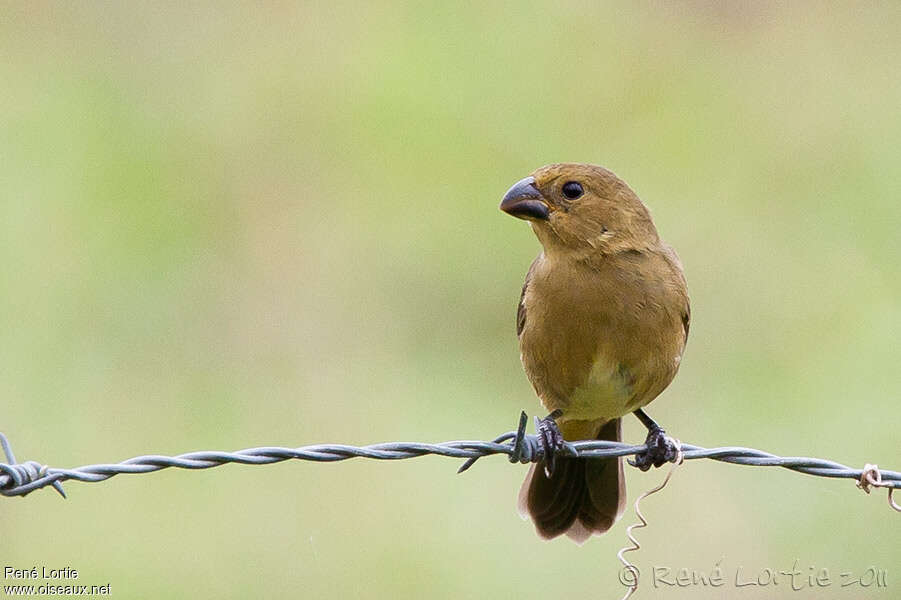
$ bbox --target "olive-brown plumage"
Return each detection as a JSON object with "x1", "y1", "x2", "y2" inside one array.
[{"x1": 501, "y1": 164, "x2": 689, "y2": 543}]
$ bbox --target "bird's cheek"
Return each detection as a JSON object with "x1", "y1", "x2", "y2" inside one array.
[
  {"x1": 543, "y1": 209, "x2": 564, "y2": 229},
  {"x1": 530, "y1": 218, "x2": 563, "y2": 247}
]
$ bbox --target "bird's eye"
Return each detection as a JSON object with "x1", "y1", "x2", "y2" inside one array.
[{"x1": 561, "y1": 181, "x2": 583, "y2": 199}]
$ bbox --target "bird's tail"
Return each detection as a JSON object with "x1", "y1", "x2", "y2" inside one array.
[{"x1": 518, "y1": 418, "x2": 625, "y2": 543}]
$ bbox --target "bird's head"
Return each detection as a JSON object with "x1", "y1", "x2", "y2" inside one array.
[{"x1": 500, "y1": 163, "x2": 659, "y2": 256}]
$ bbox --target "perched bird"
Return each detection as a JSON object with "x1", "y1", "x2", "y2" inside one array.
[{"x1": 500, "y1": 163, "x2": 689, "y2": 543}]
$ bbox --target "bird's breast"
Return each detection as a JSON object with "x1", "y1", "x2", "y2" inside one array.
[{"x1": 518, "y1": 253, "x2": 685, "y2": 420}]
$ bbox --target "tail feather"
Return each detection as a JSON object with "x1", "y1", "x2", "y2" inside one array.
[
  {"x1": 525, "y1": 457, "x2": 584, "y2": 538},
  {"x1": 518, "y1": 418, "x2": 625, "y2": 543}
]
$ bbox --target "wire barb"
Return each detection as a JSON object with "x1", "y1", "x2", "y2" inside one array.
[
  {"x1": 0, "y1": 433, "x2": 66, "y2": 498},
  {"x1": 0, "y1": 417, "x2": 899, "y2": 506},
  {"x1": 457, "y1": 411, "x2": 536, "y2": 473}
]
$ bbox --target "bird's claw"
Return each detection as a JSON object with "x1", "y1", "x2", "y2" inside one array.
[
  {"x1": 633, "y1": 426, "x2": 677, "y2": 471},
  {"x1": 536, "y1": 410, "x2": 564, "y2": 478}
]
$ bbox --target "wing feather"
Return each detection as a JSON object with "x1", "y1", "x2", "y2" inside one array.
[{"x1": 516, "y1": 257, "x2": 539, "y2": 338}]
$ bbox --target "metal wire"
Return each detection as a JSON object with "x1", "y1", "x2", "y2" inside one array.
[
  {"x1": 1, "y1": 411, "x2": 899, "y2": 501},
  {"x1": 617, "y1": 438, "x2": 684, "y2": 600}
]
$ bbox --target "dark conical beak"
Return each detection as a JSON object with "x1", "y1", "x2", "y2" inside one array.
[{"x1": 500, "y1": 176, "x2": 549, "y2": 221}]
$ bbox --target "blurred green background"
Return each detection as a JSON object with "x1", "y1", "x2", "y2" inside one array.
[{"x1": 2, "y1": 2, "x2": 899, "y2": 599}]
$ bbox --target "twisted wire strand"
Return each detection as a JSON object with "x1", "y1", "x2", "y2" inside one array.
[{"x1": 1, "y1": 412, "x2": 899, "y2": 500}]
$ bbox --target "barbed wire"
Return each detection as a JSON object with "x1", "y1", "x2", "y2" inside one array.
[{"x1": 1, "y1": 412, "x2": 898, "y2": 511}]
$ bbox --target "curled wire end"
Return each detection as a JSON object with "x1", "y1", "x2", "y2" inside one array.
[
  {"x1": 617, "y1": 438, "x2": 684, "y2": 600},
  {"x1": 857, "y1": 463, "x2": 882, "y2": 493},
  {"x1": 857, "y1": 463, "x2": 900, "y2": 513},
  {"x1": 0, "y1": 432, "x2": 66, "y2": 499}
]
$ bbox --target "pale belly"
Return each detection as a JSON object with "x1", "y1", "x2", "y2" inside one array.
[{"x1": 553, "y1": 355, "x2": 634, "y2": 423}]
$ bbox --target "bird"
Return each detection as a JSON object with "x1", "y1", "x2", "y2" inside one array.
[{"x1": 499, "y1": 163, "x2": 690, "y2": 543}]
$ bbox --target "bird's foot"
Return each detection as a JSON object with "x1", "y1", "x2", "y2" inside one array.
[
  {"x1": 633, "y1": 426, "x2": 677, "y2": 471},
  {"x1": 536, "y1": 409, "x2": 564, "y2": 478}
]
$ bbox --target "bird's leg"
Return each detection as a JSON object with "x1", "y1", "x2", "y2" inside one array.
[
  {"x1": 536, "y1": 409, "x2": 564, "y2": 478},
  {"x1": 632, "y1": 408, "x2": 677, "y2": 471}
]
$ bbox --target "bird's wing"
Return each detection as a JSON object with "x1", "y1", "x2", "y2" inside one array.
[
  {"x1": 517, "y1": 256, "x2": 539, "y2": 338},
  {"x1": 662, "y1": 243, "x2": 691, "y2": 344}
]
